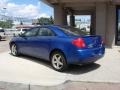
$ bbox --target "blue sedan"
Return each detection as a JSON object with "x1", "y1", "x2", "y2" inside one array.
[{"x1": 9, "y1": 25, "x2": 105, "y2": 71}]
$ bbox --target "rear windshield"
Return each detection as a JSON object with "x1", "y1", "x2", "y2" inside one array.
[{"x1": 59, "y1": 26, "x2": 88, "y2": 36}]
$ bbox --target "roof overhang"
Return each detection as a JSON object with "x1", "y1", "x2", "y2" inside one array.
[
  {"x1": 40, "y1": 0, "x2": 120, "y2": 5},
  {"x1": 40, "y1": 0, "x2": 53, "y2": 7},
  {"x1": 41, "y1": 0, "x2": 113, "y2": 5},
  {"x1": 40, "y1": 0, "x2": 120, "y2": 12}
]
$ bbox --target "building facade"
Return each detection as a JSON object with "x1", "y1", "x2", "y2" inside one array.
[{"x1": 41, "y1": 0, "x2": 120, "y2": 47}]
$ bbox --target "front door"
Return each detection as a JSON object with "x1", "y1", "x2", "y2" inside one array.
[{"x1": 18, "y1": 27, "x2": 39, "y2": 55}]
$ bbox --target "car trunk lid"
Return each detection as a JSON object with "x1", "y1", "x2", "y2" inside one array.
[{"x1": 81, "y1": 35, "x2": 103, "y2": 48}]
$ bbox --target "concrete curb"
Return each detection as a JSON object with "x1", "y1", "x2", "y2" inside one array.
[
  {"x1": 0, "y1": 81, "x2": 120, "y2": 90},
  {"x1": 0, "y1": 81, "x2": 28, "y2": 90}
]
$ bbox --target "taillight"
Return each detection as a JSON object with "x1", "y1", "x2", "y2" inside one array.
[{"x1": 72, "y1": 38, "x2": 86, "y2": 48}]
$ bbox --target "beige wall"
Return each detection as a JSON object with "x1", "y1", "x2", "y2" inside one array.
[
  {"x1": 96, "y1": 3, "x2": 107, "y2": 40},
  {"x1": 95, "y1": 3, "x2": 116, "y2": 47},
  {"x1": 106, "y1": 4, "x2": 116, "y2": 47}
]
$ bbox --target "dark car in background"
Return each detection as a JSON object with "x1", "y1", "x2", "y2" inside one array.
[{"x1": 0, "y1": 28, "x2": 6, "y2": 40}]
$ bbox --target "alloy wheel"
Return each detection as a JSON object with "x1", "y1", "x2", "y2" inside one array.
[
  {"x1": 52, "y1": 54, "x2": 64, "y2": 70},
  {"x1": 11, "y1": 44, "x2": 17, "y2": 56},
  {"x1": 51, "y1": 51, "x2": 68, "y2": 71}
]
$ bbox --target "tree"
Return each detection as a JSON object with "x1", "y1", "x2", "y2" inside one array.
[
  {"x1": 36, "y1": 16, "x2": 54, "y2": 25},
  {"x1": 0, "y1": 20, "x2": 13, "y2": 28}
]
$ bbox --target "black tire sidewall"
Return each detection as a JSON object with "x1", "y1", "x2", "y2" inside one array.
[{"x1": 11, "y1": 44, "x2": 19, "y2": 56}]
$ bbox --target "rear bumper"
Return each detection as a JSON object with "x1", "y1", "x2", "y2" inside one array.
[
  {"x1": 68, "y1": 46, "x2": 105, "y2": 64},
  {"x1": 76, "y1": 54, "x2": 104, "y2": 64}
]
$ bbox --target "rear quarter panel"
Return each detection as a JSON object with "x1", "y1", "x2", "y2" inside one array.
[{"x1": 49, "y1": 36, "x2": 79, "y2": 63}]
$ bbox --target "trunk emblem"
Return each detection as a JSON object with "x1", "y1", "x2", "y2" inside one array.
[{"x1": 88, "y1": 44, "x2": 93, "y2": 48}]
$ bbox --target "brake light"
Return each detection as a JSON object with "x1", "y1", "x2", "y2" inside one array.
[{"x1": 72, "y1": 38, "x2": 86, "y2": 48}]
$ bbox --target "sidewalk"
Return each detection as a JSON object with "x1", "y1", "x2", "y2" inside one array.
[
  {"x1": 0, "y1": 47, "x2": 120, "y2": 89},
  {"x1": 0, "y1": 81, "x2": 120, "y2": 90}
]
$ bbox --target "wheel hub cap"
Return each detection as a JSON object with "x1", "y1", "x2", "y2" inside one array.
[
  {"x1": 52, "y1": 54, "x2": 63, "y2": 69},
  {"x1": 11, "y1": 45, "x2": 17, "y2": 55}
]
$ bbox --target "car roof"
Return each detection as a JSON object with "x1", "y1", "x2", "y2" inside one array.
[
  {"x1": 32, "y1": 25, "x2": 60, "y2": 28},
  {"x1": 32, "y1": 25, "x2": 68, "y2": 37}
]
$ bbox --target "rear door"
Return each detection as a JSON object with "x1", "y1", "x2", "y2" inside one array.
[{"x1": 33, "y1": 27, "x2": 56, "y2": 60}]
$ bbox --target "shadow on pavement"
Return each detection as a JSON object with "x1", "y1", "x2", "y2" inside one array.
[
  {"x1": 10, "y1": 54, "x2": 101, "y2": 75},
  {"x1": 64, "y1": 63, "x2": 100, "y2": 74},
  {"x1": 16, "y1": 54, "x2": 52, "y2": 69}
]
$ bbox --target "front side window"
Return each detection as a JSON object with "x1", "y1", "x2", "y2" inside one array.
[
  {"x1": 38, "y1": 28, "x2": 55, "y2": 36},
  {"x1": 23, "y1": 28, "x2": 39, "y2": 37}
]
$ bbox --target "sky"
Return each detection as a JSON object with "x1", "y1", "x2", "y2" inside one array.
[
  {"x1": 0, "y1": 0, "x2": 90, "y2": 22},
  {"x1": 0, "y1": 0, "x2": 53, "y2": 19}
]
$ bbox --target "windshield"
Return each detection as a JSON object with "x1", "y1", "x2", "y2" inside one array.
[{"x1": 59, "y1": 26, "x2": 88, "y2": 36}]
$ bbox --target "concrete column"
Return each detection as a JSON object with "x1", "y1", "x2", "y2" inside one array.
[
  {"x1": 106, "y1": 4, "x2": 116, "y2": 47},
  {"x1": 64, "y1": 10, "x2": 68, "y2": 26},
  {"x1": 96, "y1": 3, "x2": 107, "y2": 41},
  {"x1": 91, "y1": 12, "x2": 96, "y2": 35},
  {"x1": 70, "y1": 14, "x2": 75, "y2": 27},
  {"x1": 54, "y1": 4, "x2": 67, "y2": 26}
]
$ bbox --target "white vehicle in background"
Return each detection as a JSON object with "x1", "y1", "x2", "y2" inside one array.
[
  {"x1": 5, "y1": 28, "x2": 30, "y2": 36},
  {"x1": 17, "y1": 28, "x2": 30, "y2": 35},
  {"x1": 0, "y1": 28, "x2": 6, "y2": 41},
  {"x1": 5, "y1": 28, "x2": 18, "y2": 36}
]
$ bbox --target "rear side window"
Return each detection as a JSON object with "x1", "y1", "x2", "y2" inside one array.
[
  {"x1": 59, "y1": 26, "x2": 87, "y2": 36},
  {"x1": 38, "y1": 28, "x2": 55, "y2": 36}
]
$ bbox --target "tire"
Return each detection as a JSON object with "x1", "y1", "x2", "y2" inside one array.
[
  {"x1": 11, "y1": 43, "x2": 19, "y2": 56},
  {"x1": 50, "y1": 51, "x2": 68, "y2": 72},
  {"x1": 0, "y1": 36, "x2": 1, "y2": 41}
]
